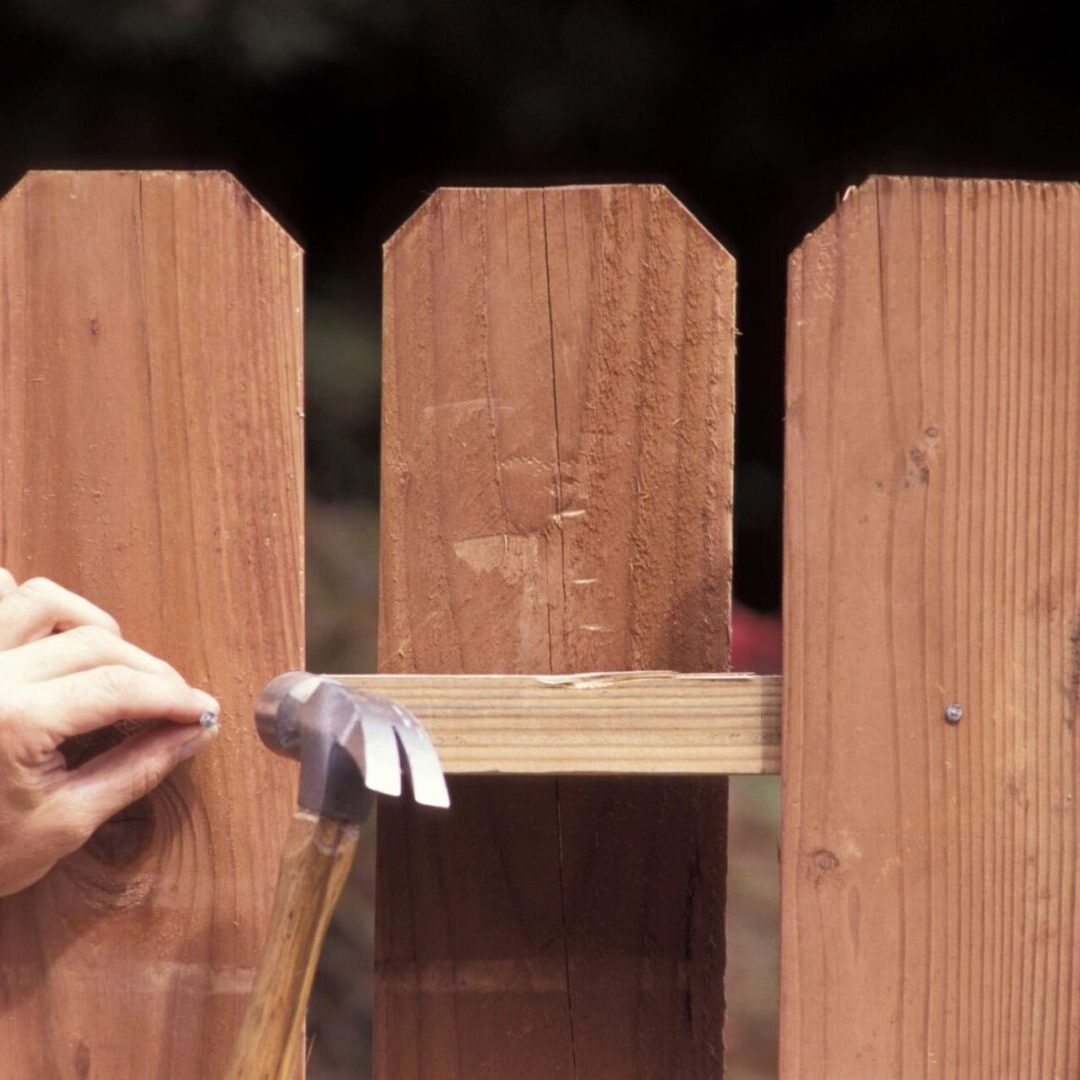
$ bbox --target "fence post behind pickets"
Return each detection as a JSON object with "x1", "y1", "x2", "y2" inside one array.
[
  {"x1": 781, "y1": 176, "x2": 1080, "y2": 1076},
  {"x1": 0, "y1": 171, "x2": 303, "y2": 1078},
  {"x1": 376, "y1": 185, "x2": 735, "y2": 1077}
]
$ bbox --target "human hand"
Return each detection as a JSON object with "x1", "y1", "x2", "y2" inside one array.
[{"x1": 0, "y1": 569, "x2": 220, "y2": 896}]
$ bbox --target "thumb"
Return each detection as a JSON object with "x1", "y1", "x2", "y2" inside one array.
[{"x1": 61, "y1": 720, "x2": 219, "y2": 832}]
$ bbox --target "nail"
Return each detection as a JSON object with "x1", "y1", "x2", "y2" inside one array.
[
  {"x1": 945, "y1": 703, "x2": 963, "y2": 725},
  {"x1": 199, "y1": 711, "x2": 220, "y2": 730}
]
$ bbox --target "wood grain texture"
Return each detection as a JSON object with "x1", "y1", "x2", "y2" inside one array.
[
  {"x1": 336, "y1": 672, "x2": 779, "y2": 774},
  {"x1": 0, "y1": 171, "x2": 303, "y2": 1078},
  {"x1": 376, "y1": 185, "x2": 734, "y2": 1078},
  {"x1": 228, "y1": 814, "x2": 360, "y2": 1080},
  {"x1": 782, "y1": 176, "x2": 1080, "y2": 1077}
]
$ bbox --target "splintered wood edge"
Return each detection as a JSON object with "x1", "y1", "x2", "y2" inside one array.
[{"x1": 330, "y1": 672, "x2": 781, "y2": 775}]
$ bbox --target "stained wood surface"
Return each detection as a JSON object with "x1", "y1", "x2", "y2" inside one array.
[
  {"x1": 0, "y1": 171, "x2": 303, "y2": 1078},
  {"x1": 337, "y1": 672, "x2": 779, "y2": 773},
  {"x1": 376, "y1": 185, "x2": 735, "y2": 1077},
  {"x1": 228, "y1": 814, "x2": 360, "y2": 1080},
  {"x1": 782, "y1": 176, "x2": 1080, "y2": 1077}
]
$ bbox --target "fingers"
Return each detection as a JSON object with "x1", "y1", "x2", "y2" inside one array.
[
  {"x1": 0, "y1": 577, "x2": 121, "y2": 650},
  {"x1": 0, "y1": 569, "x2": 224, "y2": 895},
  {"x1": 13, "y1": 667, "x2": 219, "y2": 741},
  {"x1": 0, "y1": 625, "x2": 183, "y2": 686},
  {"x1": 46, "y1": 722, "x2": 219, "y2": 867},
  {"x1": 0, "y1": 719, "x2": 219, "y2": 896}
]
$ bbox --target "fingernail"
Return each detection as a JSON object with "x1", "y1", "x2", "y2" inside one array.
[{"x1": 194, "y1": 689, "x2": 220, "y2": 715}]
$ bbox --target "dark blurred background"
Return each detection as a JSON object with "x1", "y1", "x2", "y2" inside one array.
[{"x1": 3, "y1": 2, "x2": 1072, "y2": 1074}]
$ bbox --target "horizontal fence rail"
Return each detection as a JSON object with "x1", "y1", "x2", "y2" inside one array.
[{"x1": 336, "y1": 672, "x2": 781, "y2": 774}]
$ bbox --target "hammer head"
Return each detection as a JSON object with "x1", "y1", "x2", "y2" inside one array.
[{"x1": 255, "y1": 673, "x2": 451, "y2": 823}]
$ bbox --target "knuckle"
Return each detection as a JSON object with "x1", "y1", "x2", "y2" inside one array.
[
  {"x1": 138, "y1": 648, "x2": 180, "y2": 680},
  {"x1": 19, "y1": 576, "x2": 55, "y2": 597},
  {"x1": 97, "y1": 622, "x2": 126, "y2": 649},
  {"x1": 13, "y1": 578, "x2": 55, "y2": 618},
  {"x1": 159, "y1": 661, "x2": 186, "y2": 683},
  {"x1": 18, "y1": 577, "x2": 121, "y2": 636},
  {"x1": 53, "y1": 813, "x2": 92, "y2": 854},
  {"x1": 95, "y1": 664, "x2": 136, "y2": 701},
  {"x1": 68, "y1": 624, "x2": 111, "y2": 651}
]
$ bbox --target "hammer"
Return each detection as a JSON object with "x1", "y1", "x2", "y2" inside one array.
[{"x1": 226, "y1": 672, "x2": 450, "y2": 1080}]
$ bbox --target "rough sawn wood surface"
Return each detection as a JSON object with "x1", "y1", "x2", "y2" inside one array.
[
  {"x1": 0, "y1": 171, "x2": 303, "y2": 1079},
  {"x1": 376, "y1": 185, "x2": 735, "y2": 1078},
  {"x1": 782, "y1": 176, "x2": 1080, "y2": 1078}
]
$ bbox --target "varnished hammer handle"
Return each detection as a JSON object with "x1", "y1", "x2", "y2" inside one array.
[{"x1": 226, "y1": 811, "x2": 360, "y2": 1080}]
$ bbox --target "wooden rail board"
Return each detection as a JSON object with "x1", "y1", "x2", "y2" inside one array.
[
  {"x1": 0, "y1": 171, "x2": 303, "y2": 1078},
  {"x1": 336, "y1": 672, "x2": 779, "y2": 774},
  {"x1": 376, "y1": 186, "x2": 735, "y2": 1077},
  {"x1": 782, "y1": 176, "x2": 1080, "y2": 1077}
]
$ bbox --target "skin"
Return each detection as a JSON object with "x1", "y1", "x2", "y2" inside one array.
[{"x1": 0, "y1": 568, "x2": 219, "y2": 896}]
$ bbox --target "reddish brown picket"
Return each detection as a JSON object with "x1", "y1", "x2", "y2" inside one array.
[
  {"x1": 782, "y1": 176, "x2": 1080, "y2": 1078},
  {"x1": 375, "y1": 185, "x2": 735, "y2": 1078},
  {"x1": 0, "y1": 171, "x2": 303, "y2": 1079}
]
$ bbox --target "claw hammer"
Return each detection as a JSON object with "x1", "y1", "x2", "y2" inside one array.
[{"x1": 226, "y1": 673, "x2": 450, "y2": 1080}]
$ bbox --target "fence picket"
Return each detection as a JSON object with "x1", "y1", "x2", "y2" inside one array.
[
  {"x1": 376, "y1": 185, "x2": 735, "y2": 1077},
  {"x1": 0, "y1": 171, "x2": 303, "y2": 1078},
  {"x1": 782, "y1": 176, "x2": 1080, "y2": 1076}
]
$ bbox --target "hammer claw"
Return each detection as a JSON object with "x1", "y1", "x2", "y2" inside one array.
[
  {"x1": 391, "y1": 713, "x2": 451, "y2": 809},
  {"x1": 352, "y1": 710, "x2": 402, "y2": 798}
]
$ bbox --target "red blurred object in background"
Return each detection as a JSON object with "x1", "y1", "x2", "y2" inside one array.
[{"x1": 731, "y1": 602, "x2": 782, "y2": 674}]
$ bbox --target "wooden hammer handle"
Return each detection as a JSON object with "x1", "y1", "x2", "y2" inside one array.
[{"x1": 226, "y1": 811, "x2": 361, "y2": 1080}]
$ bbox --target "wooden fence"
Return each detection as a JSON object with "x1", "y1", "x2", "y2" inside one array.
[{"x1": 0, "y1": 171, "x2": 1075, "y2": 1078}]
